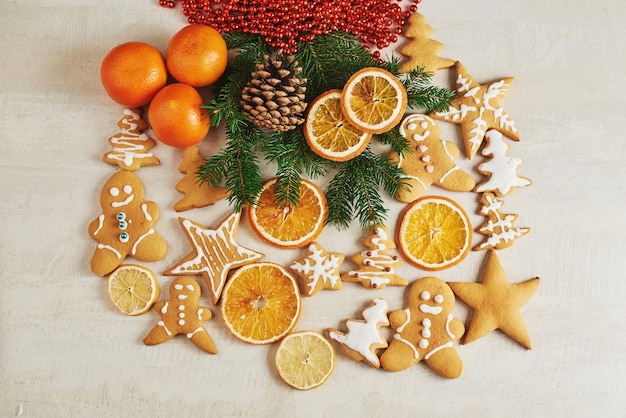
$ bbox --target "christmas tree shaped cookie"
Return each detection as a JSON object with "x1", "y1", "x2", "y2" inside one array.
[
  {"x1": 399, "y1": 12, "x2": 454, "y2": 74},
  {"x1": 475, "y1": 130, "x2": 531, "y2": 196},
  {"x1": 328, "y1": 298, "x2": 390, "y2": 368},
  {"x1": 341, "y1": 226, "x2": 408, "y2": 289},
  {"x1": 102, "y1": 108, "x2": 160, "y2": 171},
  {"x1": 430, "y1": 61, "x2": 519, "y2": 160},
  {"x1": 475, "y1": 193, "x2": 530, "y2": 251},
  {"x1": 290, "y1": 242, "x2": 344, "y2": 297},
  {"x1": 174, "y1": 146, "x2": 230, "y2": 212},
  {"x1": 389, "y1": 114, "x2": 475, "y2": 202}
]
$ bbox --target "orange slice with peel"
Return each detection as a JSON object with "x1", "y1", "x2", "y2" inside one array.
[
  {"x1": 220, "y1": 262, "x2": 302, "y2": 345},
  {"x1": 247, "y1": 177, "x2": 328, "y2": 249},
  {"x1": 341, "y1": 67, "x2": 407, "y2": 134},
  {"x1": 304, "y1": 89, "x2": 372, "y2": 162},
  {"x1": 275, "y1": 330, "x2": 336, "y2": 390},
  {"x1": 397, "y1": 195, "x2": 472, "y2": 271},
  {"x1": 107, "y1": 264, "x2": 160, "y2": 316}
]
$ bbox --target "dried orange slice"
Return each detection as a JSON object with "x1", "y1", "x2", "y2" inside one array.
[
  {"x1": 220, "y1": 262, "x2": 302, "y2": 344},
  {"x1": 304, "y1": 89, "x2": 372, "y2": 162},
  {"x1": 341, "y1": 67, "x2": 407, "y2": 134},
  {"x1": 275, "y1": 330, "x2": 335, "y2": 390},
  {"x1": 397, "y1": 196, "x2": 472, "y2": 271},
  {"x1": 247, "y1": 177, "x2": 328, "y2": 249},
  {"x1": 107, "y1": 264, "x2": 160, "y2": 315}
]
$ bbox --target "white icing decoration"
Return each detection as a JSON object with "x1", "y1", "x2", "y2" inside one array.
[
  {"x1": 185, "y1": 284, "x2": 194, "y2": 291},
  {"x1": 130, "y1": 228, "x2": 155, "y2": 256},
  {"x1": 105, "y1": 109, "x2": 155, "y2": 168},
  {"x1": 157, "y1": 320, "x2": 172, "y2": 336},
  {"x1": 96, "y1": 243, "x2": 121, "y2": 259},
  {"x1": 424, "y1": 341, "x2": 453, "y2": 360},
  {"x1": 445, "y1": 314, "x2": 456, "y2": 339},
  {"x1": 420, "y1": 291, "x2": 431, "y2": 301},
  {"x1": 419, "y1": 304, "x2": 443, "y2": 315},
  {"x1": 476, "y1": 193, "x2": 530, "y2": 250},
  {"x1": 346, "y1": 227, "x2": 401, "y2": 288},
  {"x1": 141, "y1": 203, "x2": 152, "y2": 221},
  {"x1": 177, "y1": 294, "x2": 188, "y2": 300},
  {"x1": 93, "y1": 214, "x2": 105, "y2": 236},
  {"x1": 178, "y1": 319, "x2": 185, "y2": 326},
  {"x1": 160, "y1": 302, "x2": 169, "y2": 314},
  {"x1": 109, "y1": 187, "x2": 119, "y2": 197},
  {"x1": 111, "y1": 194, "x2": 134, "y2": 208},
  {"x1": 186, "y1": 327, "x2": 204, "y2": 339},
  {"x1": 290, "y1": 243, "x2": 341, "y2": 295},
  {"x1": 434, "y1": 294, "x2": 444, "y2": 304}
]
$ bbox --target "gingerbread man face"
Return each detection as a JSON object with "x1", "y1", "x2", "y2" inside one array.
[
  {"x1": 143, "y1": 277, "x2": 217, "y2": 354},
  {"x1": 380, "y1": 277, "x2": 465, "y2": 378},
  {"x1": 389, "y1": 114, "x2": 475, "y2": 203},
  {"x1": 88, "y1": 171, "x2": 167, "y2": 276}
]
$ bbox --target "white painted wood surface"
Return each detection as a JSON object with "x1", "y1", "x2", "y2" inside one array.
[{"x1": 1, "y1": 0, "x2": 625, "y2": 416}]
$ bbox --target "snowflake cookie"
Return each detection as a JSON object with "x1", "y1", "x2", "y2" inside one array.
[{"x1": 290, "y1": 242, "x2": 344, "y2": 297}]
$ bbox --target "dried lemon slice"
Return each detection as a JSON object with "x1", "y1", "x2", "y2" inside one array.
[
  {"x1": 275, "y1": 331, "x2": 336, "y2": 390},
  {"x1": 107, "y1": 264, "x2": 160, "y2": 315}
]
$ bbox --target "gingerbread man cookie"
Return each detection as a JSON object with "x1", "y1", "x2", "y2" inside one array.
[
  {"x1": 88, "y1": 171, "x2": 167, "y2": 276},
  {"x1": 380, "y1": 277, "x2": 465, "y2": 379},
  {"x1": 389, "y1": 114, "x2": 475, "y2": 203},
  {"x1": 143, "y1": 277, "x2": 217, "y2": 354},
  {"x1": 102, "y1": 108, "x2": 160, "y2": 171}
]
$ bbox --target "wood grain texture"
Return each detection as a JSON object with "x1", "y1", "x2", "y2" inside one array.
[{"x1": 1, "y1": 0, "x2": 625, "y2": 416}]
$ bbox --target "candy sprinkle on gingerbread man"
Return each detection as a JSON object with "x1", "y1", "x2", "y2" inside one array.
[{"x1": 144, "y1": 277, "x2": 217, "y2": 354}]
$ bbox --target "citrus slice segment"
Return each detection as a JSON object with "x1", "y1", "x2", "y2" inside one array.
[
  {"x1": 220, "y1": 262, "x2": 302, "y2": 345},
  {"x1": 107, "y1": 264, "x2": 160, "y2": 315},
  {"x1": 275, "y1": 331, "x2": 336, "y2": 390},
  {"x1": 397, "y1": 196, "x2": 472, "y2": 271},
  {"x1": 341, "y1": 67, "x2": 407, "y2": 134},
  {"x1": 304, "y1": 89, "x2": 372, "y2": 162},
  {"x1": 247, "y1": 177, "x2": 328, "y2": 249}
]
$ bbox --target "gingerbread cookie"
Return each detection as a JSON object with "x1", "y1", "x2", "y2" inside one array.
[
  {"x1": 430, "y1": 61, "x2": 519, "y2": 160},
  {"x1": 143, "y1": 277, "x2": 217, "y2": 354},
  {"x1": 475, "y1": 130, "x2": 531, "y2": 196},
  {"x1": 389, "y1": 114, "x2": 475, "y2": 202},
  {"x1": 380, "y1": 277, "x2": 465, "y2": 379},
  {"x1": 328, "y1": 298, "x2": 389, "y2": 368},
  {"x1": 399, "y1": 12, "x2": 454, "y2": 75},
  {"x1": 290, "y1": 242, "x2": 344, "y2": 297},
  {"x1": 102, "y1": 108, "x2": 160, "y2": 171},
  {"x1": 474, "y1": 193, "x2": 530, "y2": 251},
  {"x1": 174, "y1": 146, "x2": 230, "y2": 212},
  {"x1": 88, "y1": 171, "x2": 167, "y2": 276},
  {"x1": 164, "y1": 211, "x2": 264, "y2": 305},
  {"x1": 341, "y1": 225, "x2": 408, "y2": 289},
  {"x1": 448, "y1": 250, "x2": 540, "y2": 349}
]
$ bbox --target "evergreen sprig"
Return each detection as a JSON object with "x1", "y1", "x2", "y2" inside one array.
[{"x1": 197, "y1": 31, "x2": 454, "y2": 228}]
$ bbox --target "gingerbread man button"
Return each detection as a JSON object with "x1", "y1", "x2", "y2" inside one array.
[
  {"x1": 144, "y1": 277, "x2": 217, "y2": 354},
  {"x1": 380, "y1": 277, "x2": 465, "y2": 378},
  {"x1": 388, "y1": 114, "x2": 475, "y2": 203},
  {"x1": 88, "y1": 171, "x2": 167, "y2": 276}
]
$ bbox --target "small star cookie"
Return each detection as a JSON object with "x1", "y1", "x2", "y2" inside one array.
[
  {"x1": 174, "y1": 146, "x2": 230, "y2": 212},
  {"x1": 328, "y1": 298, "x2": 390, "y2": 368},
  {"x1": 474, "y1": 193, "x2": 530, "y2": 251},
  {"x1": 430, "y1": 61, "x2": 519, "y2": 160},
  {"x1": 448, "y1": 250, "x2": 540, "y2": 349},
  {"x1": 290, "y1": 242, "x2": 344, "y2": 297},
  {"x1": 389, "y1": 114, "x2": 475, "y2": 202},
  {"x1": 102, "y1": 108, "x2": 160, "y2": 171},
  {"x1": 164, "y1": 212, "x2": 264, "y2": 305},
  {"x1": 144, "y1": 277, "x2": 217, "y2": 354},
  {"x1": 341, "y1": 226, "x2": 408, "y2": 289}
]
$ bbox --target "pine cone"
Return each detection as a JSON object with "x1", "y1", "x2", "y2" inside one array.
[{"x1": 240, "y1": 51, "x2": 307, "y2": 132}]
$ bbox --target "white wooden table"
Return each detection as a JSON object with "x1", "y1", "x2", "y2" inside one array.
[{"x1": 1, "y1": 0, "x2": 625, "y2": 416}]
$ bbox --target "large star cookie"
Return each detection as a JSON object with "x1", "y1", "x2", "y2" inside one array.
[
  {"x1": 430, "y1": 61, "x2": 519, "y2": 160},
  {"x1": 289, "y1": 242, "x2": 344, "y2": 297},
  {"x1": 448, "y1": 250, "x2": 540, "y2": 349},
  {"x1": 164, "y1": 211, "x2": 264, "y2": 305},
  {"x1": 389, "y1": 114, "x2": 475, "y2": 202}
]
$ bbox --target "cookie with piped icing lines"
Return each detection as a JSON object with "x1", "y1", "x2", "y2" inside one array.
[
  {"x1": 88, "y1": 171, "x2": 167, "y2": 276},
  {"x1": 429, "y1": 61, "x2": 519, "y2": 160},
  {"x1": 102, "y1": 108, "x2": 160, "y2": 171},
  {"x1": 144, "y1": 276, "x2": 217, "y2": 354},
  {"x1": 289, "y1": 242, "x2": 344, "y2": 297},
  {"x1": 380, "y1": 277, "x2": 465, "y2": 379},
  {"x1": 328, "y1": 298, "x2": 390, "y2": 368},
  {"x1": 389, "y1": 114, "x2": 475, "y2": 203}
]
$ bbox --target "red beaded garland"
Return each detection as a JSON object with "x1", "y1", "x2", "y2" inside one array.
[{"x1": 159, "y1": 0, "x2": 420, "y2": 55}]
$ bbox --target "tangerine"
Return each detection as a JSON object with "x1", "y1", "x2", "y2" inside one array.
[
  {"x1": 100, "y1": 42, "x2": 167, "y2": 108},
  {"x1": 147, "y1": 83, "x2": 210, "y2": 148},
  {"x1": 166, "y1": 24, "x2": 228, "y2": 87}
]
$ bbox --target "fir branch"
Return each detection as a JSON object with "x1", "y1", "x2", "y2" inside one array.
[
  {"x1": 401, "y1": 66, "x2": 455, "y2": 112},
  {"x1": 376, "y1": 127, "x2": 412, "y2": 157},
  {"x1": 325, "y1": 149, "x2": 407, "y2": 229}
]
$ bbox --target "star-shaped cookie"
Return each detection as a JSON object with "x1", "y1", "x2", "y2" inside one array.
[
  {"x1": 389, "y1": 114, "x2": 475, "y2": 202},
  {"x1": 430, "y1": 61, "x2": 519, "y2": 160},
  {"x1": 290, "y1": 242, "x2": 344, "y2": 296},
  {"x1": 448, "y1": 250, "x2": 539, "y2": 349},
  {"x1": 164, "y1": 211, "x2": 264, "y2": 305}
]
